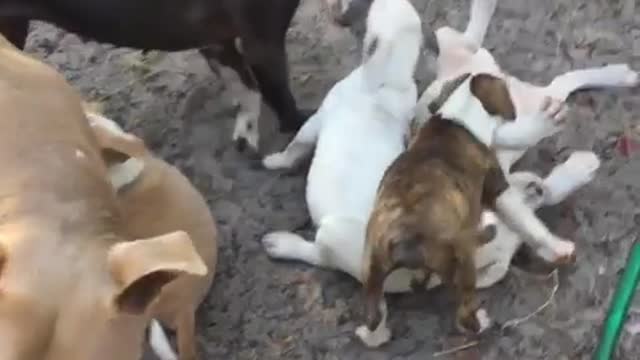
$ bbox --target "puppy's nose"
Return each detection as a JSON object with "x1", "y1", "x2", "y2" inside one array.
[{"x1": 235, "y1": 138, "x2": 248, "y2": 152}]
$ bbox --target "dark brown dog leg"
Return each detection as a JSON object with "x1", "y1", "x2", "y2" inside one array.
[
  {"x1": 452, "y1": 243, "x2": 485, "y2": 334},
  {"x1": 200, "y1": 41, "x2": 258, "y2": 93},
  {"x1": 176, "y1": 310, "x2": 198, "y2": 360},
  {"x1": 0, "y1": 18, "x2": 29, "y2": 49},
  {"x1": 241, "y1": 37, "x2": 312, "y2": 132}
]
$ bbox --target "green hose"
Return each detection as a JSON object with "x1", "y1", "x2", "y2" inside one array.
[{"x1": 594, "y1": 239, "x2": 640, "y2": 360}]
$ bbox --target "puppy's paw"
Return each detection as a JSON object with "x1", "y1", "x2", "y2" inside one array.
[
  {"x1": 606, "y1": 64, "x2": 639, "y2": 87},
  {"x1": 542, "y1": 151, "x2": 600, "y2": 205},
  {"x1": 262, "y1": 231, "x2": 308, "y2": 260},
  {"x1": 536, "y1": 238, "x2": 576, "y2": 265},
  {"x1": 476, "y1": 260, "x2": 509, "y2": 289},
  {"x1": 355, "y1": 325, "x2": 391, "y2": 348},
  {"x1": 262, "y1": 152, "x2": 291, "y2": 170},
  {"x1": 475, "y1": 308, "x2": 492, "y2": 333},
  {"x1": 539, "y1": 96, "x2": 569, "y2": 126}
]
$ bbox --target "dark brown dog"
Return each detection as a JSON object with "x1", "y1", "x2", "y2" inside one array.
[
  {"x1": 359, "y1": 73, "x2": 516, "y2": 345},
  {"x1": 0, "y1": 0, "x2": 311, "y2": 151}
]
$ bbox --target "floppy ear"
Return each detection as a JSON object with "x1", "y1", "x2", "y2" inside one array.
[
  {"x1": 85, "y1": 112, "x2": 148, "y2": 166},
  {"x1": 470, "y1": 73, "x2": 516, "y2": 120},
  {"x1": 107, "y1": 231, "x2": 208, "y2": 315}
]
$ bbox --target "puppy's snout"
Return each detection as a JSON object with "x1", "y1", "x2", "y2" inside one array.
[{"x1": 235, "y1": 137, "x2": 248, "y2": 152}]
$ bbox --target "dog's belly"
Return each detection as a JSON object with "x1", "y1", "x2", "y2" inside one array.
[{"x1": 306, "y1": 114, "x2": 405, "y2": 226}]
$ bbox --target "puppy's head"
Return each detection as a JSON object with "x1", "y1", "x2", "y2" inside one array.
[
  {"x1": 429, "y1": 73, "x2": 515, "y2": 120},
  {"x1": 427, "y1": 72, "x2": 516, "y2": 145}
]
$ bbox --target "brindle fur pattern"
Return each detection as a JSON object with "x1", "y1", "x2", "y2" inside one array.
[{"x1": 363, "y1": 114, "x2": 509, "y2": 334}]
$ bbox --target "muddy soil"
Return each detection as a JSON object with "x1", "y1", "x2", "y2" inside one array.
[{"x1": 23, "y1": 0, "x2": 640, "y2": 358}]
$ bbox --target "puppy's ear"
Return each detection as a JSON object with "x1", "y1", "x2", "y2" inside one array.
[
  {"x1": 470, "y1": 74, "x2": 516, "y2": 120},
  {"x1": 86, "y1": 112, "x2": 148, "y2": 166},
  {"x1": 428, "y1": 72, "x2": 471, "y2": 114},
  {"x1": 107, "y1": 231, "x2": 207, "y2": 314}
]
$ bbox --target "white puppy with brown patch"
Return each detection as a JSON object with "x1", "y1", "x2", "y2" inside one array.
[
  {"x1": 261, "y1": 0, "x2": 422, "y2": 281},
  {"x1": 415, "y1": 0, "x2": 637, "y2": 288}
]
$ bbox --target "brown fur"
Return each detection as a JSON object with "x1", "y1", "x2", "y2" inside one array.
[
  {"x1": 0, "y1": 35, "x2": 206, "y2": 360},
  {"x1": 362, "y1": 75, "x2": 513, "y2": 334},
  {"x1": 89, "y1": 118, "x2": 219, "y2": 360},
  {"x1": 470, "y1": 73, "x2": 517, "y2": 120}
]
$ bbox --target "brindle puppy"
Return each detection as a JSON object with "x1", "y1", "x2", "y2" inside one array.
[{"x1": 361, "y1": 73, "x2": 515, "y2": 339}]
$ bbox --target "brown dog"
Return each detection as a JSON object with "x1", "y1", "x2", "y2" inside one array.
[
  {"x1": 357, "y1": 73, "x2": 515, "y2": 347},
  {"x1": 85, "y1": 108, "x2": 219, "y2": 360},
  {"x1": 0, "y1": 34, "x2": 207, "y2": 360}
]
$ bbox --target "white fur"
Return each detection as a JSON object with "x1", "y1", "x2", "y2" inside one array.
[
  {"x1": 85, "y1": 112, "x2": 136, "y2": 140},
  {"x1": 355, "y1": 300, "x2": 391, "y2": 348},
  {"x1": 85, "y1": 112, "x2": 146, "y2": 191},
  {"x1": 434, "y1": 75, "x2": 502, "y2": 146},
  {"x1": 262, "y1": 0, "x2": 422, "y2": 289},
  {"x1": 263, "y1": 0, "x2": 423, "y2": 346},
  {"x1": 215, "y1": 64, "x2": 262, "y2": 152},
  {"x1": 108, "y1": 157, "x2": 145, "y2": 191},
  {"x1": 149, "y1": 319, "x2": 178, "y2": 360}
]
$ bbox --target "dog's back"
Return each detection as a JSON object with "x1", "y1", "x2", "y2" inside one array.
[{"x1": 370, "y1": 116, "x2": 499, "y2": 263}]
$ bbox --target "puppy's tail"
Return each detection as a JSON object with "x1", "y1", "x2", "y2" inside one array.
[{"x1": 149, "y1": 319, "x2": 178, "y2": 360}]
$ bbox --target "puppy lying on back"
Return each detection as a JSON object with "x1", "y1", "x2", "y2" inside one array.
[
  {"x1": 84, "y1": 106, "x2": 218, "y2": 360},
  {"x1": 410, "y1": 0, "x2": 634, "y2": 287},
  {"x1": 357, "y1": 72, "x2": 516, "y2": 347}
]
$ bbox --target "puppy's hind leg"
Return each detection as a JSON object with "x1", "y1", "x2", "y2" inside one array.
[
  {"x1": 262, "y1": 231, "x2": 326, "y2": 267},
  {"x1": 356, "y1": 261, "x2": 392, "y2": 348},
  {"x1": 452, "y1": 240, "x2": 491, "y2": 334},
  {"x1": 545, "y1": 64, "x2": 639, "y2": 101},
  {"x1": 262, "y1": 111, "x2": 322, "y2": 170},
  {"x1": 262, "y1": 216, "x2": 366, "y2": 279},
  {"x1": 463, "y1": 0, "x2": 498, "y2": 50}
]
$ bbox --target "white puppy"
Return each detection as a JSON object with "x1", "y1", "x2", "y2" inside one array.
[
  {"x1": 262, "y1": 0, "x2": 422, "y2": 284},
  {"x1": 415, "y1": 0, "x2": 637, "y2": 287}
]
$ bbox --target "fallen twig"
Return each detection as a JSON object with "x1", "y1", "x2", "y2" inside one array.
[
  {"x1": 502, "y1": 269, "x2": 559, "y2": 330},
  {"x1": 433, "y1": 340, "x2": 480, "y2": 357}
]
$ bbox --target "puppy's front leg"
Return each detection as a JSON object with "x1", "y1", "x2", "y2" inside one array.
[
  {"x1": 492, "y1": 97, "x2": 568, "y2": 150},
  {"x1": 495, "y1": 187, "x2": 575, "y2": 264},
  {"x1": 262, "y1": 112, "x2": 322, "y2": 170}
]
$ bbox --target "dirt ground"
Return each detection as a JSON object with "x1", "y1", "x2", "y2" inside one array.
[{"x1": 22, "y1": 0, "x2": 640, "y2": 358}]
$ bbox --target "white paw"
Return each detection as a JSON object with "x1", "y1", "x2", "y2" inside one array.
[
  {"x1": 480, "y1": 211, "x2": 498, "y2": 228},
  {"x1": 543, "y1": 151, "x2": 600, "y2": 205},
  {"x1": 607, "y1": 64, "x2": 639, "y2": 87},
  {"x1": 475, "y1": 308, "x2": 492, "y2": 333},
  {"x1": 539, "y1": 96, "x2": 569, "y2": 126},
  {"x1": 262, "y1": 152, "x2": 291, "y2": 170},
  {"x1": 355, "y1": 325, "x2": 391, "y2": 348},
  {"x1": 476, "y1": 260, "x2": 509, "y2": 289},
  {"x1": 262, "y1": 231, "x2": 304, "y2": 259},
  {"x1": 536, "y1": 237, "x2": 576, "y2": 265}
]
